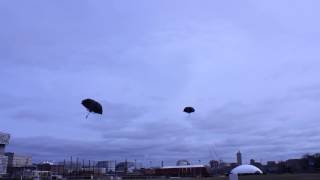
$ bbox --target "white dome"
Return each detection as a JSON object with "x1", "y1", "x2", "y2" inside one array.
[{"x1": 231, "y1": 165, "x2": 263, "y2": 175}]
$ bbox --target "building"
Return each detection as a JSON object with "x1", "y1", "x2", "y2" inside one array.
[
  {"x1": 250, "y1": 159, "x2": 255, "y2": 165},
  {"x1": 0, "y1": 131, "x2": 10, "y2": 176},
  {"x1": 116, "y1": 161, "x2": 136, "y2": 173},
  {"x1": 209, "y1": 160, "x2": 219, "y2": 169},
  {"x1": 176, "y1": 160, "x2": 190, "y2": 166},
  {"x1": 237, "y1": 151, "x2": 242, "y2": 165},
  {"x1": 265, "y1": 161, "x2": 280, "y2": 173},
  {"x1": 37, "y1": 163, "x2": 65, "y2": 175},
  {"x1": 96, "y1": 160, "x2": 115, "y2": 172},
  {"x1": 250, "y1": 159, "x2": 263, "y2": 169},
  {"x1": 5, "y1": 152, "x2": 33, "y2": 177},
  {"x1": 155, "y1": 165, "x2": 210, "y2": 177},
  {"x1": 5, "y1": 152, "x2": 32, "y2": 167},
  {"x1": 285, "y1": 159, "x2": 306, "y2": 173},
  {"x1": 0, "y1": 156, "x2": 8, "y2": 176},
  {"x1": 0, "y1": 132, "x2": 10, "y2": 154}
]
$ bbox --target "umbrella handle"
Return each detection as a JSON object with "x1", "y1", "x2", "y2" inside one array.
[{"x1": 86, "y1": 112, "x2": 91, "y2": 119}]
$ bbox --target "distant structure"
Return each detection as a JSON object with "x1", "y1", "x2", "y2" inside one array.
[
  {"x1": 96, "y1": 160, "x2": 116, "y2": 172},
  {"x1": 5, "y1": 152, "x2": 33, "y2": 177},
  {"x1": 237, "y1": 151, "x2": 242, "y2": 165},
  {"x1": 5, "y1": 152, "x2": 32, "y2": 167},
  {"x1": 156, "y1": 165, "x2": 209, "y2": 177},
  {"x1": 209, "y1": 160, "x2": 219, "y2": 169},
  {"x1": 0, "y1": 131, "x2": 10, "y2": 176},
  {"x1": 116, "y1": 161, "x2": 136, "y2": 173},
  {"x1": 0, "y1": 132, "x2": 10, "y2": 154},
  {"x1": 176, "y1": 160, "x2": 190, "y2": 166},
  {"x1": 230, "y1": 164, "x2": 262, "y2": 175}
]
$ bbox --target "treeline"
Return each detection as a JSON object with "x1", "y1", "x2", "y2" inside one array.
[{"x1": 263, "y1": 153, "x2": 320, "y2": 174}]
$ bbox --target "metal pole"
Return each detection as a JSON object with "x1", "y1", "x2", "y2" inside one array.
[
  {"x1": 76, "y1": 157, "x2": 79, "y2": 175},
  {"x1": 93, "y1": 161, "x2": 95, "y2": 176},
  {"x1": 71, "y1": 156, "x2": 73, "y2": 171},
  {"x1": 115, "y1": 160, "x2": 117, "y2": 178},
  {"x1": 63, "y1": 159, "x2": 66, "y2": 176},
  {"x1": 83, "y1": 159, "x2": 85, "y2": 173},
  {"x1": 135, "y1": 159, "x2": 137, "y2": 170}
]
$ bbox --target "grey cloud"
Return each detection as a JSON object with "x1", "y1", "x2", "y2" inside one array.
[
  {"x1": 10, "y1": 110, "x2": 51, "y2": 122},
  {"x1": 290, "y1": 84, "x2": 320, "y2": 101},
  {"x1": 2, "y1": 0, "x2": 320, "y2": 164},
  {"x1": 189, "y1": 102, "x2": 275, "y2": 133},
  {"x1": 101, "y1": 101, "x2": 145, "y2": 121},
  {"x1": 83, "y1": 101, "x2": 146, "y2": 132},
  {"x1": 7, "y1": 136, "x2": 208, "y2": 165}
]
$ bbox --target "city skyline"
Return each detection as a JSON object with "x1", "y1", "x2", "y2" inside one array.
[{"x1": 1, "y1": 0, "x2": 320, "y2": 163}]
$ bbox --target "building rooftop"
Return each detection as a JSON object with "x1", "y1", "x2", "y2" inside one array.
[
  {"x1": 0, "y1": 132, "x2": 10, "y2": 145},
  {"x1": 161, "y1": 165, "x2": 205, "y2": 169}
]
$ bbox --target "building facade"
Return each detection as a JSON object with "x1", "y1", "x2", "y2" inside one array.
[
  {"x1": 0, "y1": 132, "x2": 10, "y2": 155},
  {"x1": 5, "y1": 152, "x2": 32, "y2": 167},
  {"x1": 96, "y1": 160, "x2": 115, "y2": 171},
  {"x1": 0, "y1": 155, "x2": 8, "y2": 176},
  {"x1": 155, "y1": 165, "x2": 210, "y2": 177},
  {"x1": 237, "y1": 151, "x2": 242, "y2": 165},
  {"x1": 0, "y1": 132, "x2": 10, "y2": 175}
]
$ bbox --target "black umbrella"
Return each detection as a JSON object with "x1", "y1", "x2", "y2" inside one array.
[
  {"x1": 81, "y1": 98, "x2": 103, "y2": 119},
  {"x1": 183, "y1": 106, "x2": 195, "y2": 114}
]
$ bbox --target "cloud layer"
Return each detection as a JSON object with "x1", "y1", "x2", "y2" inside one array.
[{"x1": 1, "y1": 0, "x2": 320, "y2": 165}]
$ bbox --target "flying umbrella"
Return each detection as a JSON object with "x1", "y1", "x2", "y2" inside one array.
[
  {"x1": 81, "y1": 98, "x2": 103, "y2": 119},
  {"x1": 183, "y1": 106, "x2": 195, "y2": 114}
]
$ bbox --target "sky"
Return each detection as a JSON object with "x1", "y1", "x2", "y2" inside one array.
[{"x1": 1, "y1": 0, "x2": 320, "y2": 166}]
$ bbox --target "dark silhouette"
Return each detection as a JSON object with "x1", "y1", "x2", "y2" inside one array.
[
  {"x1": 183, "y1": 107, "x2": 195, "y2": 114},
  {"x1": 81, "y1": 98, "x2": 103, "y2": 119}
]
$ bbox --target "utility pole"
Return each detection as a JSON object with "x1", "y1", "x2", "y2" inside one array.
[
  {"x1": 93, "y1": 161, "x2": 95, "y2": 176},
  {"x1": 82, "y1": 159, "x2": 85, "y2": 173},
  {"x1": 63, "y1": 159, "x2": 66, "y2": 176},
  {"x1": 114, "y1": 160, "x2": 116, "y2": 172},
  {"x1": 89, "y1": 160, "x2": 91, "y2": 171},
  {"x1": 70, "y1": 156, "x2": 73, "y2": 171},
  {"x1": 76, "y1": 157, "x2": 79, "y2": 175}
]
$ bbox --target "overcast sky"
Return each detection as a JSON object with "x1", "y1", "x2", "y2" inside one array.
[{"x1": 1, "y1": 0, "x2": 320, "y2": 165}]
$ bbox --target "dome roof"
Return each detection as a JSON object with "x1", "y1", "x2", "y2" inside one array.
[{"x1": 231, "y1": 165, "x2": 263, "y2": 175}]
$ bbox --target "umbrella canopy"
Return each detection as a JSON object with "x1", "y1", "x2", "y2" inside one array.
[
  {"x1": 183, "y1": 106, "x2": 195, "y2": 114},
  {"x1": 81, "y1": 98, "x2": 103, "y2": 114}
]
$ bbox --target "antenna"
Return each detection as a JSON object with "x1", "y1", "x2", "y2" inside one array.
[
  {"x1": 211, "y1": 143, "x2": 223, "y2": 168},
  {"x1": 208, "y1": 146, "x2": 214, "y2": 160},
  {"x1": 211, "y1": 143, "x2": 220, "y2": 160}
]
